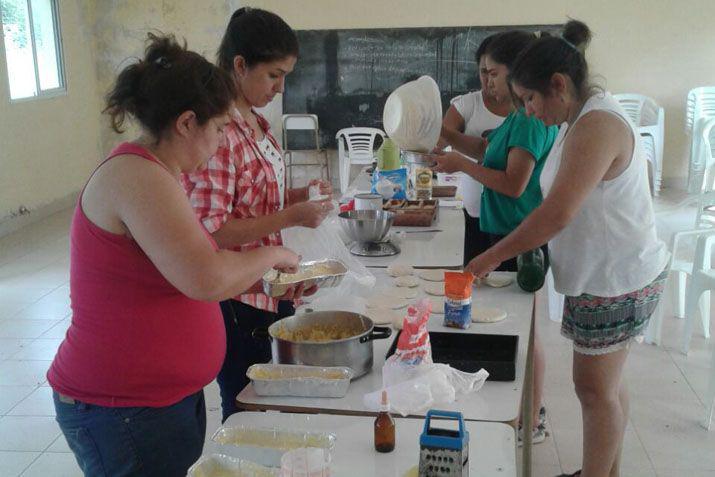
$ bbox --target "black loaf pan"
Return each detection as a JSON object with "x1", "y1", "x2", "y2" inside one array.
[{"x1": 385, "y1": 331, "x2": 518, "y2": 381}]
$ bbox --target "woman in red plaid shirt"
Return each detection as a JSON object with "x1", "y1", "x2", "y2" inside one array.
[{"x1": 182, "y1": 7, "x2": 333, "y2": 422}]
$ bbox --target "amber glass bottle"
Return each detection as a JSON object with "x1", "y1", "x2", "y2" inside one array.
[{"x1": 374, "y1": 390, "x2": 395, "y2": 452}]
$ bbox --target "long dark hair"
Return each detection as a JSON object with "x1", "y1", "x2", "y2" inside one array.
[
  {"x1": 103, "y1": 33, "x2": 235, "y2": 136},
  {"x1": 217, "y1": 7, "x2": 299, "y2": 72},
  {"x1": 509, "y1": 20, "x2": 593, "y2": 100}
]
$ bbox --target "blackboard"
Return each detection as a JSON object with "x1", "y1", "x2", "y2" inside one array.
[{"x1": 283, "y1": 24, "x2": 562, "y2": 149}]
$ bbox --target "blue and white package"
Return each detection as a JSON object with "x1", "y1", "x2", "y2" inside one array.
[{"x1": 371, "y1": 167, "x2": 408, "y2": 200}]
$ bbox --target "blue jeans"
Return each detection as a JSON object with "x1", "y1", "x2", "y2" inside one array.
[
  {"x1": 217, "y1": 299, "x2": 294, "y2": 422},
  {"x1": 53, "y1": 390, "x2": 206, "y2": 477}
]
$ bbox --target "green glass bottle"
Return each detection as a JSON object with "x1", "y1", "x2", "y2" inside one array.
[{"x1": 517, "y1": 248, "x2": 545, "y2": 292}]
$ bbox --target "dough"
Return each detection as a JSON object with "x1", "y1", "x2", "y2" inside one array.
[
  {"x1": 388, "y1": 287, "x2": 419, "y2": 300},
  {"x1": 428, "y1": 297, "x2": 446, "y2": 314},
  {"x1": 395, "y1": 275, "x2": 420, "y2": 288},
  {"x1": 424, "y1": 282, "x2": 445, "y2": 296},
  {"x1": 417, "y1": 269, "x2": 445, "y2": 282},
  {"x1": 366, "y1": 308, "x2": 403, "y2": 326},
  {"x1": 471, "y1": 307, "x2": 507, "y2": 323},
  {"x1": 387, "y1": 263, "x2": 414, "y2": 277},
  {"x1": 366, "y1": 296, "x2": 408, "y2": 310},
  {"x1": 484, "y1": 275, "x2": 513, "y2": 288},
  {"x1": 392, "y1": 313, "x2": 405, "y2": 330}
]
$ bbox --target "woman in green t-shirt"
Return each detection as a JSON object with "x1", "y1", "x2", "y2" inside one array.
[
  {"x1": 434, "y1": 30, "x2": 557, "y2": 270},
  {"x1": 433, "y1": 30, "x2": 558, "y2": 445}
]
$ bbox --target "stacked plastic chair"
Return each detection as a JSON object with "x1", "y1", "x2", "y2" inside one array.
[
  {"x1": 686, "y1": 87, "x2": 715, "y2": 193},
  {"x1": 647, "y1": 118, "x2": 715, "y2": 347},
  {"x1": 614, "y1": 93, "x2": 665, "y2": 196}
]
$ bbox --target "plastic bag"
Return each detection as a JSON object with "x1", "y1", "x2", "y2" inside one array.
[
  {"x1": 364, "y1": 298, "x2": 488, "y2": 416},
  {"x1": 281, "y1": 202, "x2": 375, "y2": 310},
  {"x1": 364, "y1": 363, "x2": 489, "y2": 417},
  {"x1": 371, "y1": 168, "x2": 408, "y2": 200},
  {"x1": 389, "y1": 299, "x2": 432, "y2": 366}
]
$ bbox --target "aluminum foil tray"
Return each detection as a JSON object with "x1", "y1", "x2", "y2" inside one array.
[
  {"x1": 262, "y1": 259, "x2": 347, "y2": 298},
  {"x1": 247, "y1": 364, "x2": 353, "y2": 398}
]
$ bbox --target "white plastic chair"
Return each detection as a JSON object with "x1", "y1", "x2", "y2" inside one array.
[
  {"x1": 646, "y1": 119, "x2": 715, "y2": 346},
  {"x1": 282, "y1": 114, "x2": 330, "y2": 188},
  {"x1": 614, "y1": 94, "x2": 665, "y2": 196},
  {"x1": 335, "y1": 127, "x2": 385, "y2": 194},
  {"x1": 682, "y1": 231, "x2": 715, "y2": 355},
  {"x1": 704, "y1": 342, "x2": 715, "y2": 429},
  {"x1": 686, "y1": 87, "x2": 715, "y2": 193}
]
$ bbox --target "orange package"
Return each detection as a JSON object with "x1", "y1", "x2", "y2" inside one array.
[{"x1": 443, "y1": 271, "x2": 475, "y2": 329}]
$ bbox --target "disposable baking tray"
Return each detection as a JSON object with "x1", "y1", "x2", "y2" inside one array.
[
  {"x1": 262, "y1": 259, "x2": 347, "y2": 298},
  {"x1": 386, "y1": 331, "x2": 519, "y2": 381},
  {"x1": 212, "y1": 425, "x2": 335, "y2": 468},
  {"x1": 187, "y1": 453, "x2": 278, "y2": 477},
  {"x1": 247, "y1": 364, "x2": 353, "y2": 398}
]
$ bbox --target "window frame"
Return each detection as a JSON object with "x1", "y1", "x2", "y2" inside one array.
[{"x1": 1, "y1": 0, "x2": 66, "y2": 103}]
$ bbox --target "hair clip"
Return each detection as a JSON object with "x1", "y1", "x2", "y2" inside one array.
[
  {"x1": 155, "y1": 56, "x2": 172, "y2": 69},
  {"x1": 560, "y1": 36, "x2": 579, "y2": 52}
]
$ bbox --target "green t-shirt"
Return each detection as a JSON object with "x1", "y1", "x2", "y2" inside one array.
[{"x1": 479, "y1": 109, "x2": 558, "y2": 235}]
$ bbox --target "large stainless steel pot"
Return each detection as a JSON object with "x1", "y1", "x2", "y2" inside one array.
[{"x1": 267, "y1": 310, "x2": 392, "y2": 379}]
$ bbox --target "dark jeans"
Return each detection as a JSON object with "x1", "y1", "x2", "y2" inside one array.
[
  {"x1": 463, "y1": 210, "x2": 493, "y2": 267},
  {"x1": 217, "y1": 299, "x2": 295, "y2": 422},
  {"x1": 53, "y1": 390, "x2": 206, "y2": 477},
  {"x1": 486, "y1": 233, "x2": 550, "y2": 272}
]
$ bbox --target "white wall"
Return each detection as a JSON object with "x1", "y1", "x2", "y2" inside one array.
[{"x1": 0, "y1": 0, "x2": 103, "y2": 231}]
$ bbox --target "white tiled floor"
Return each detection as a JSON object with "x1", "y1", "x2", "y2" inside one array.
[{"x1": 0, "y1": 192, "x2": 714, "y2": 476}]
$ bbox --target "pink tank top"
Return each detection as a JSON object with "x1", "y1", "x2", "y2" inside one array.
[{"x1": 47, "y1": 143, "x2": 225, "y2": 407}]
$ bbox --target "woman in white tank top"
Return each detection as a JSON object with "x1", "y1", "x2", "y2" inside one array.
[
  {"x1": 437, "y1": 34, "x2": 510, "y2": 267},
  {"x1": 465, "y1": 21, "x2": 668, "y2": 477}
]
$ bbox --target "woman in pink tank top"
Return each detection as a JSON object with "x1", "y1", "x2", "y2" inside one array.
[{"x1": 47, "y1": 34, "x2": 301, "y2": 477}]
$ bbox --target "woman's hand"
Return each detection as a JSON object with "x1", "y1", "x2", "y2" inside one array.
[
  {"x1": 286, "y1": 199, "x2": 333, "y2": 228},
  {"x1": 273, "y1": 247, "x2": 301, "y2": 274},
  {"x1": 308, "y1": 179, "x2": 333, "y2": 199},
  {"x1": 276, "y1": 283, "x2": 319, "y2": 301},
  {"x1": 431, "y1": 151, "x2": 468, "y2": 174},
  {"x1": 465, "y1": 251, "x2": 502, "y2": 278}
]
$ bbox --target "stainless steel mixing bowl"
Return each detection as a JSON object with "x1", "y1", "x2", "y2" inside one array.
[{"x1": 338, "y1": 209, "x2": 395, "y2": 243}]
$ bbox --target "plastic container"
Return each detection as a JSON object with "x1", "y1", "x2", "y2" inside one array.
[
  {"x1": 247, "y1": 364, "x2": 353, "y2": 398},
  {"x1": 212, "y1": 426, "x2": 336, "y2": 469},
  {"x1": 187, "y1": 453, "x2": 279, "y2": 477},
  {"x1": 280, "y1": 447, "x2": 332, "y2": 477}
]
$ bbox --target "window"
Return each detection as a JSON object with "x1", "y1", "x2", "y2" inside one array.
[{"x1": 0, "y1": 0, "x2": 65, "y2": 100}]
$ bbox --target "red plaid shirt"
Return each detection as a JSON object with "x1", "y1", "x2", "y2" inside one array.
[{"x1": 182, "y1": 107, "x2": 284, "y2": 312}]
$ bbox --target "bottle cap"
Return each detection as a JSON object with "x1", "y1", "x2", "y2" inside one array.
[{"x1": 380, "y1": 390, "x2": 390, "y2": 412}]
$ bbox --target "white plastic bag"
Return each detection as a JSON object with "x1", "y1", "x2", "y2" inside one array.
[
  {"x1": 281, "y1": 203, "x2": 375, "y2": 310},
  {"x1": 364, "y1": 361, "x2": 489, "y2": 417}
]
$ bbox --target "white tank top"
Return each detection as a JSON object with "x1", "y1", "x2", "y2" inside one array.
[
  {"x1": 540, "y1": 92, "x2": 668, "y2": 297},
  {"x1": 450, "y1": 91, "x2": 506, "y2": 217}
]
